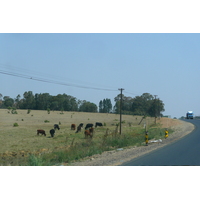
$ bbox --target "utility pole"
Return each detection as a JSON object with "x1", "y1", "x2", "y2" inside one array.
[
  {"x1": 118, "y1": 88, "x2": 124, "y2": 135},
  {"x1": 154, "y1": 95, "x2": 157, "y2": 124}
]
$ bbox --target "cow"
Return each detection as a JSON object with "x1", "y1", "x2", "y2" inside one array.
[
  {"x1": 54, "y1": 124, "x2": 60, "y2": 130},
  {"x1": 95, "y1": 122, "x2": 103, "y2": 128},
  {"x1": 71, "y1": 124, "x2": 76, "y2": 130},
  {"x1": 37, "y1": 129, "x2": 46, "y2": 136},
  {"x1": 84, "y1": 127, "x2": 94, "y2": 138},
  {"x1": 75, "y1": 123, "x2": 84, "y2": 133},
  {"x1": 85, "y1": 123, "x2": 93, "y2": 130},
  {"x1": 49, "y1": 129, "x2": 55, "y2": 137}
]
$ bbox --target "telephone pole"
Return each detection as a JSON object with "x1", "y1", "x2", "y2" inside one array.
[
  {"x1": 154, "y1": 95, "x2": 157, "y2": 124},
  {"x1": 118, "y1": 88, "x2": 124, "y2": 135}
]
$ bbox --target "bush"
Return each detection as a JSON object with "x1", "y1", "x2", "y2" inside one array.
[
  {"x1": 13, "y1": 123, "x2": 19, "y2": 127},
  {"x1": 8, "y1": 107, "x2": 17, "y2": 114},
  {"x1": 28, "y1": 155, "x2": 44, "y2": 166},
  {"x1": 44, "y1": 120, "x2": 50, "y2": 123}
]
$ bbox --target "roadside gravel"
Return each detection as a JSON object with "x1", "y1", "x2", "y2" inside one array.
[{"x1": 66, "y1": 120, "x2": 195, "y2": 166}]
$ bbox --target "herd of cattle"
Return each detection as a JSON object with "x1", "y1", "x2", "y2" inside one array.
[{"x1": 36, "y1": 122, "x2": 103, "y2": 139}]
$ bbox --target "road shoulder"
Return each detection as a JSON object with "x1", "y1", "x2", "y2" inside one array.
[{"x1": 67, "y1": 120, "x2": 195, "y2": 166}]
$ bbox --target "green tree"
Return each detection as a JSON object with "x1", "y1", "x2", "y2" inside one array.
[
  {"x1": 79, "y1": 100, "x2": 97, "y2": 112},
  {"x1": 35, "y1": 93, "x2": 51, "y2": 110},
  {"x1": 99, "y1": 98, "x2": 112, "y2": 113},
  {"x1": 0, "y1": 93, "x2": 3, "y2": 108},
  {"x1": 113, "y1": 92, "x2": 165, "y2": 116},
  {"x1": 114, "y1": 94, "x2": 133, "y2": 114},
  {"x1": 14, "y1": 94, "x2": 21, "y2": 108},
  {"x1": 148, "y1": 98, "x2": 165, "y2": 117},
  {"x1": 62, "y1": 94, "x2": 78, "y2": 111},
  {"x1": 99, "y1": 100, "x2": 103, "y2": 112},
  {"x1": 132, "y1": 93, "x2": 154, "y2": 116},
  {"x1": 3, "y1": 96, "x2": 14, "y2": 108},
  {"x1": 22, "y1": 91, "x2": 35, "y2": 109}
]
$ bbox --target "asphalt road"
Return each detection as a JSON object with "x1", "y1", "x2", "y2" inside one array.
[{"x1": 121, "y1": 119, "x2": 200, "y2": 166}]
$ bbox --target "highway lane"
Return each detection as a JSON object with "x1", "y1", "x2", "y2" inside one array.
[{"x1": 121, "y1": 119, "x2": 200, "y2": 166}]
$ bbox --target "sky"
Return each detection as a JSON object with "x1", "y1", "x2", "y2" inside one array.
[
  {"x1": 1, "y1": 1, "x2": 200, "y2": 120},
  {"x1": 1, "y1": 33, "x2": 200, "y2": 118}
]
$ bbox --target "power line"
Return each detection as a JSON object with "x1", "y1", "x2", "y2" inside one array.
[
  {"x1": 0, "y1": 69, "x2": 118, "y2": 92},
  {"x1": 0, "y1": 64, "x2": 141, "y2": 96},
  {"x1": 0, "y1": 63, "x2": 117, "y2": 91},
  {"x1": 0, "y1": 64, "x2": 143, "y2": 101},
  {"x1": 124, "y1": 90, "x2": 140, "y2": 96}
]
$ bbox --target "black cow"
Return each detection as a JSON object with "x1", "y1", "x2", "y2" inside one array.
[
  {"x1": 37, "y1": 129, "x2": 46, "y2": 136},
  {"x1": 50, "y1": 129, "x2": 55, "y2": 137},
  {"x1": 95, "y1": 122, "x2": 103, "y2": 128},
  {"x1": 85, "y1": 123, "x2": 93, "y2": 130},
  {"x1": 75, "y1": 123, "x2": 84, "y2": 133},
  {"x1": 54, "y1": 124, "x2": 60, "y2": 130},
  {"x1": 79, "y1": 123, "x2": 84, "y2": 127}
]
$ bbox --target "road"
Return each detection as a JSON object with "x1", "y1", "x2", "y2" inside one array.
[{"x1": 121, "y1": 119, "x2": 200, "y2": 166}]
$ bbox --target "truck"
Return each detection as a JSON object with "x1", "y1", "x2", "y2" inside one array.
[{"x1": 186, "y1": 111, "x2": 193, "y2": 119}]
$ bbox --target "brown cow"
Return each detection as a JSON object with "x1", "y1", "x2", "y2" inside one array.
[
  {"x1": 71, "y1": 124, "x2": 76, "y2": 130},
  {"x1": 84, "y1": 127, "x2": 94, "y2": 138},
  {"x1": 37, "y1": 129, "x2": 46, "y2": 136}
]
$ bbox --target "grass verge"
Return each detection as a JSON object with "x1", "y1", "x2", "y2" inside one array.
[{"x1": 26, "y1": 126, "x2": 173, "y2": 166}]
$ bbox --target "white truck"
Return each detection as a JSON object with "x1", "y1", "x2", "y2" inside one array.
[{"x1": 186, "y1": 111, "x2": 193, "y2": 119}]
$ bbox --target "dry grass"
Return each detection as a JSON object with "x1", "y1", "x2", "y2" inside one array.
[{"x1": 0, "y1": 109, "x2": 177, "y2": 165}]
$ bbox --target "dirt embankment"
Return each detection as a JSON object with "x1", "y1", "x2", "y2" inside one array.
[{"x1": 66, "y1": 119, "x2": 195, "y2": 166}]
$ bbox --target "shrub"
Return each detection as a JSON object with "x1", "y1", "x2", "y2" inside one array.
[
  {"x1": 13, "y1": 123, "x2": 19, "y2": 127},
  {"x1": 47, "y1": 108, "x2": 50, "y2": 114},
  {"x1": 28, "y1": 155, "x2": 44, "y2": 166},
  {"x1": 27, "y1": 109, "x2": 31, "y2": 114},
  {"x1": 11, "y1": 108, "x2": 18, "y2": 114},
  {"x1": 44, "y1": 120, "x2": 50, "y2": 123}
]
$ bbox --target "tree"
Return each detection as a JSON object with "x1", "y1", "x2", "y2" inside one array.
[
  {"x1": 114, "y1": 92, "x2": 165, "y2": 117},
  {"x1": 103, "y1": 98, "x2": 112, "y2": 113},
  {"x1": 132, "y1": 93, "x2": 154, "y2": 116},
  {"x1": 22, "y1": 91, "x2": 35, "y2": 109},
  {"x1": 114, "y1": 94, "x2": 133, "y2": 114},
  {"x1": 99, "y1": 100, "x2": 103, "y2": 113},
  {"x1": 14, "y1": 94, "x2": 21, "y2": 108},
  {"x1": 99, "y1": 98, "x2": 112, "y2": 113},
  {"x1": 148, "y1": 98, "x2": 165, "y2": 117},
  {"x1": 3, "y1": 96, "x2": 14, "y2": 108},
  {"x1": 114, "y1": 94, "x2": 124, "y2": 114},
  {"x1": 35, "y1": 93, "x2": 51, "y2": 110},
  {"x1": 0, "y1": 93, "x2": 3, "y2": 108},
  {"x1": 79, "y1": 100, "x2": 97, "y2": 112}
]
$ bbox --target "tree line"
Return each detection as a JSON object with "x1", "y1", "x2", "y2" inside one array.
[{"x1": 0, "y1": 91, "x2": 165, "y2": 117}]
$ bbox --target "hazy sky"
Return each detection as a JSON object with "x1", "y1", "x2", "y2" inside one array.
[
  {"x1": 1, "y1": 1, "x2": 200, "y2": 196},
  {"x1": 1, "y1": 33, "x2": 200, "y2": 118}
]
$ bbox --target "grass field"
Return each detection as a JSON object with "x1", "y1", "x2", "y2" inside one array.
[{"x1": 0, "y1": 109, "x2": 174, "y2": 165}]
